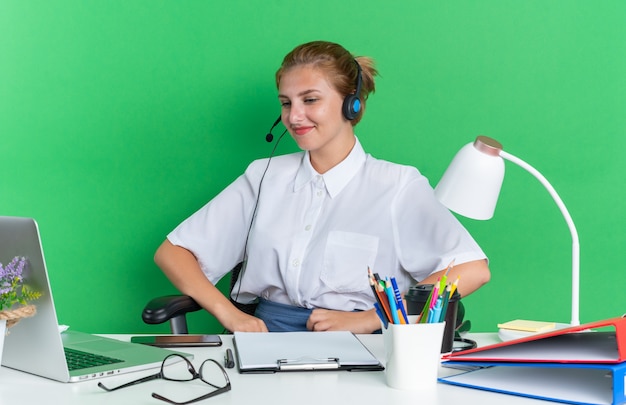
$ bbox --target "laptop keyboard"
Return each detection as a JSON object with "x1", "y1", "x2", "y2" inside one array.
[{"x1": 64, "y1": 347, "x2": 124, "y2": 371}]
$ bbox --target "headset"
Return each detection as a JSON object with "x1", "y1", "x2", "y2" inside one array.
[
  {"x1": 267, "y1": 58, "x2": 364, "y2": 143},
  {"x1": 341, "y1": 59, "x2": 363, "y2": 121}
]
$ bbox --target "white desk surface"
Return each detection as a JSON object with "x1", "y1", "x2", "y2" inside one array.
[{"x1": 0, "y1": 333, "x2": 548, "y2": 404}]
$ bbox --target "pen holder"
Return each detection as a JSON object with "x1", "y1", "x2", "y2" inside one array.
[
  {"x1": 405, "y1": 284, "x2": 460, "y2": 353},
  {"x1": 382, "y1": 318, "x2": 445, "y2": 391}
]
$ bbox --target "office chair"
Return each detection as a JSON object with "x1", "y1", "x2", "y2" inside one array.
[
  {"x1": 143, "y1": 266, "x2": 471, "y2": 337},
  {"x1": 142, "y1": 262, "x2": 256, "y2": 334}
]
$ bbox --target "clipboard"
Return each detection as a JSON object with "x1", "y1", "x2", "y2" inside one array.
[
  {"x1": 232, "y1": 331, "x2": 384, "y2": 373},
  {"x1": 444, "y1": 316, "x2": 626, "y2": 364},
  {"x1": 439, "y1": 360, "x2": 626, "y2": 405}
]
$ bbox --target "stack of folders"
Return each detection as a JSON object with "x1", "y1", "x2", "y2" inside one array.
[{"x1": 439, "y1": 316, "x2": 626, "y2": 405}]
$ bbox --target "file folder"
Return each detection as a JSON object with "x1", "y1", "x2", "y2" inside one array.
[
  {"x1": 445, "y1": 316, "x2": 626, "y2": 364},
  {"x1": 439, "y1": 360, "x2": 626, "y2": 405},
  {"x1": 232, "y1": 331, "x2": 384, "y2": 373}
]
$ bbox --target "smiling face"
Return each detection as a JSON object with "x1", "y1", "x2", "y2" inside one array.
[{"x1": 278, "y1": 65, "x2": 356, "y2": 173}]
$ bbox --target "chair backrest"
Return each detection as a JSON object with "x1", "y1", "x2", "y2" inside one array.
[{"x1": 228, "y1": 262, "x2": 257, "y2": 316}]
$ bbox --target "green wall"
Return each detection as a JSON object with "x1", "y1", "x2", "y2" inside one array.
[{"x1": 2, "y1": 1, "x2": 625, "y2": 333}]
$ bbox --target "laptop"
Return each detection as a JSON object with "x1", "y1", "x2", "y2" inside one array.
[{"x1": 0, "y1": 216, "x2": 192, "y2": 382}]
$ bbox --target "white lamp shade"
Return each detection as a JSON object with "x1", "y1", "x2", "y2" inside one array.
[{"x1": 434, "y1": 141, "x2": 505, "y2": 220}]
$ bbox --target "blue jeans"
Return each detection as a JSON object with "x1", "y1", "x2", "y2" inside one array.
[
  {"x1": 253, "y1": 298, "x2": 382, "y2": 333},
  {"x1": 254, "y1": 298, "x2": 313, "y2": 332}
]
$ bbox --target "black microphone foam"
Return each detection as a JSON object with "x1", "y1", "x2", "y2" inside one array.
[{"x1": 265, "y1": 115, "x2": 282, "y2": 143}]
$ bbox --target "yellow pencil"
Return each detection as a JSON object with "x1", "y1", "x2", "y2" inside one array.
[{"x1": 449, "y1": 276, "x2": 460, "y2": 298}]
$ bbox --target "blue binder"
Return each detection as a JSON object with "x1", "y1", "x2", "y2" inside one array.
[{"x1": 439, "y1": 360, "x2": 626, "y2": 405}]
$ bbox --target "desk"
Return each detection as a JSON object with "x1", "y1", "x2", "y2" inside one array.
[{"x1": 0, "y1": 333, "x2": 548, "y2": 404}]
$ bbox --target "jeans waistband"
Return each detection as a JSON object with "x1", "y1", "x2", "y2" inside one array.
[{"x1": 254, "y1": 298, "x2": 312, "y2": 332}]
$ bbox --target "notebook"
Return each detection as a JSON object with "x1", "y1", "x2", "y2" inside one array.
[{"x1": 0, "y1": 216, "x2": 192, "y2": 382}]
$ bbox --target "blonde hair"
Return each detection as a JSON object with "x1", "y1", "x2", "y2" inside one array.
[{"x1": 275, "y1": 41, "x2": 378, "y2": 126}]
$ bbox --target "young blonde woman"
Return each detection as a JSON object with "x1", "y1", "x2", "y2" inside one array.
[{"x1": 155, "y1": 40, "x2": 490, "y2": 333}]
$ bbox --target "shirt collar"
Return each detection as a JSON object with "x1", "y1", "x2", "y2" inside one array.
[{"x1": 294, "y1": 137, "x2": 367, "y2": 198}]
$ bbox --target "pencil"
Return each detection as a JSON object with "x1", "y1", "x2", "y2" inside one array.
[
  {"x1": 440, "y1": 259, "x2": 455, "y2": 292},
  {"x1": 384, "y1": 280, "x2": 401, "y2": 324},
  {"x1": 430, "y1": 282, "x2": 440, "y2": 310},
  {"x1": 369, "y1": 273, "x2": 393, "y2": 323},
  {"x1": 419, "y1": 282, "x2": 437, "y2": 324},
  {"x1": 376, "y1": 283, "x2": 393, "y2": 323},
  {"x1": 449, "y1": 276, "x2": 460, "y2": 298},
  {"x1": 439, "y1": 285, "x2": 451, "y2": 322}
]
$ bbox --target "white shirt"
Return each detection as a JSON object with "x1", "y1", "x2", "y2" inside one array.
[{"x1": 167, "y1": 138, "x2": 486, "y2": 312}]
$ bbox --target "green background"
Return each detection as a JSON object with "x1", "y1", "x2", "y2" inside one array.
[{"x1": 1, "y1": 1, "x2": 624, "y2": 334}]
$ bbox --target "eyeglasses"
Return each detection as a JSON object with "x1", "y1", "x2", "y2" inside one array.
[{"x1": 98, "y1": 354, "x2": 231, "y2": 404}]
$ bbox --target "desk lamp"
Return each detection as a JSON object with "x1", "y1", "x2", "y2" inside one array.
[{"x1": 434, "y1": 135, "x2": 580, "y2": 326}]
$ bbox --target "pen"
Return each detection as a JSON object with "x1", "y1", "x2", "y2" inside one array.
[
  {"x1": 374, "y1": 302, "x2": 388, "y2": 328},
  {"x1": 224, "y1": 348, "x2": 235, "y2": 369},
  {"x1": 390, "y1": 277, "x2": 409, "y2": 324}
]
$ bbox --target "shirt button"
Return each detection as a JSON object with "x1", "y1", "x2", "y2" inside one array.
[
  {"x1": 316, "y1": 190, "x2": 323, "y2": 197},
  {"x1": 304, "y1": 225, "x2": 311, "y2": 231},
  {"x1": 292, "y1": 259, "x2": 300, "y2": 267}
]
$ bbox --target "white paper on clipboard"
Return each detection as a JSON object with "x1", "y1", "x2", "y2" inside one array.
[{"x1": 233, "y1": 331, "x2": 383, "y2": 372}]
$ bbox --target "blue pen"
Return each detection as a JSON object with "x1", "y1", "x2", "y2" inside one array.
[
  {"x1": 374, "y1": 302, "x2": 388, "y2": 328},
  {"x1": 384, "y1": 280, "x2": 401, "y2": 324},
  {"x1": 390, "y1": 277, "x2": 409, "y2": 324}
]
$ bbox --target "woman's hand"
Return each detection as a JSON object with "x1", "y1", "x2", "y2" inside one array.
[
  {"x1": 306, "y1": 308, "x2": 381, "y2": 334},
  {"x1": 218, "y1": 307, "x2": 269, "y2": 333}
]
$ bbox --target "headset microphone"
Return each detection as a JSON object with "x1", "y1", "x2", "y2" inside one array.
[
  {"x1": 236, "y1": 117, "x2": 288, "y2": 303},
  {"x1": 265, "y1": 115, "x2": 282, "y2": 142}
]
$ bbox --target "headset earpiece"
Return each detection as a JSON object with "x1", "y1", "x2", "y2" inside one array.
[{"x1": 342, "y1": 60, "x2": 363, "y2": 121}]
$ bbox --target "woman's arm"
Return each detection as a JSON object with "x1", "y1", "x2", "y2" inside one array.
[
  {"x1": 306, "y1": 308, "x2": 382, "y2": 334},
  {"x1": 418, "y1": 258, "x2": 490, "y2": 298},
  {"x1": 154, "y1": 239, "x2": 268, "y2": 332}
]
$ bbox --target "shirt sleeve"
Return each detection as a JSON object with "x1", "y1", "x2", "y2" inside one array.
[
  {"x1": 391, "y1": 171, "x2": 487, "y2": 282},
  {"x1": 166, "y1": 159, "x2": 267, "y2": 283}
]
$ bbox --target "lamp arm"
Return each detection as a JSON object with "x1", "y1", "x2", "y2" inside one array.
[{"x1": 499, "y1": 150, "x2": 580, "y2": 326}]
